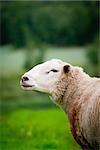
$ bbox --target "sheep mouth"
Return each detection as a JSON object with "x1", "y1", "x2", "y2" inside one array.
[{"x1": 21, "y1": 84, "x2": 33, "y2": 88}]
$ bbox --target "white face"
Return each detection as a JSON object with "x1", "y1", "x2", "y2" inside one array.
[{"x1": 20, "y1": 59, "x2": 64, "y2": 94}]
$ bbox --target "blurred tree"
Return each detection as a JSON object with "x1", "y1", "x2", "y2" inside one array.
[
  {"x1": 0, "y1": 1, "x2": 99, "y2": 47},
  {"x1": 23, "y1": 25, "x2": 45, "y2": 69},
  {"x1": 86, "y1": 35, "x2": 100, "y2": 77}
]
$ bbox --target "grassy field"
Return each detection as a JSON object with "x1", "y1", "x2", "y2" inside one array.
[
  {"x1": 0, "y1": 74, "x2": 81, "y2": 150},
  {"x1": 0, "y1": 109, "x2": 81, "y2": 150}
]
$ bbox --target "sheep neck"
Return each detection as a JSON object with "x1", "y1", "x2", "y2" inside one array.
[{"x1": 52, "y1": 69, "x2": 90, "y2": 112}]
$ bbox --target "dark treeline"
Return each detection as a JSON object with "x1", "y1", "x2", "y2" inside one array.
[{"x1": 1, "y1": 1, "x2": 99, "y2": 47}]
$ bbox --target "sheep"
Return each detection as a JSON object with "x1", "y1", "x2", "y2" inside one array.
[{"x1": 20, "y1": 59, "x2": 100, "y2": 150}]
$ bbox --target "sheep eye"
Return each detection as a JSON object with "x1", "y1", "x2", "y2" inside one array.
[
  {"x1": 46, "y1": 69, "x2": 59, "y2": 74},
  {"x1": 50, "y1": 69, "x2": 59, "y2": 72}
]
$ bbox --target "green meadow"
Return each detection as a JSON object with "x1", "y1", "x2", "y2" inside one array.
[
  {"x1": 1, "y1": 109, "x2": 81, "y2": 150},
  {"x1": 0, "y1": 77, "x2": 81, "y2": 150}
]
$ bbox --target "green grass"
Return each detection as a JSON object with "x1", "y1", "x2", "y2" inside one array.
[
  {"x1": 0, "y1": 109, "x2": 81, "y2": 150},
  {"x1": 0, "y1": 77, "x2": 81, "y2": 150}
]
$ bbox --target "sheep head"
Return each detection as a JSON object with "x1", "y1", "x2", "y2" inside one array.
[{"x1": 20, "y1": 59, "x2": 71, "y2": 94}]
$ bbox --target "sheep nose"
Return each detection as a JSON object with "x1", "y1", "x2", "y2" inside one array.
[{"x1": 22, "y1": 76, "x2": 29, "y2": 82}]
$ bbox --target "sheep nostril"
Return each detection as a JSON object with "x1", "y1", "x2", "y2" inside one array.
[{"x1": 22, "y1": 76, "x2": 29, "y2": 82}]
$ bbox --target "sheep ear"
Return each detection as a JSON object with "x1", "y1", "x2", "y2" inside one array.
[{"x1": 63, "y1": 65, "x2": 70, "y2": 74}]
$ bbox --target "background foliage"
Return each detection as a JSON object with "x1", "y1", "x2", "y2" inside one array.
[{"x1": 1, "y1": 1, "x2": 99, "y2": 47}]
